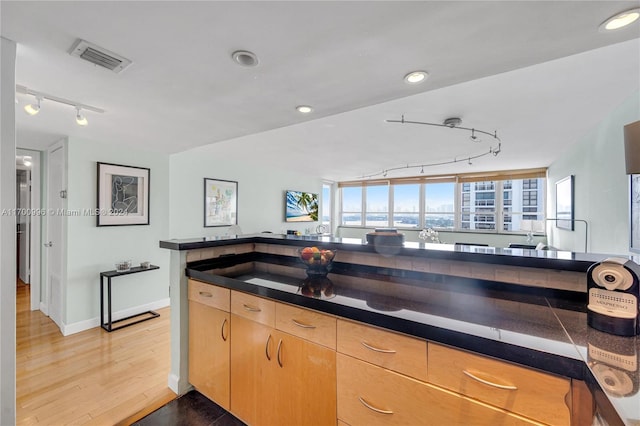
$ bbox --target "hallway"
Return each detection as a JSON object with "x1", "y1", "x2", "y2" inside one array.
[{"x1": 16, "y1": 280, "x2": 175, "y2": 425}]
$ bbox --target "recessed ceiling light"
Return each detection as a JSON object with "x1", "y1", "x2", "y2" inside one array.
[
  {"x1": 599, "y1": 8, "x2": 640, "y2": 31},
  {"x1": 296, "y1": 105, "x2": 313, "y2": 114},
  {"x1": 404, "y1": 71, "x2": 428, "y2": 84},
  {"x1": 231, "y1": 50, "x2": 259, "y2": 67}
]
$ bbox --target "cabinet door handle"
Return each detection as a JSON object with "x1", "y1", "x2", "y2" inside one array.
[
  {"x1": 198, "y1": 291, "x2": 213, "y2": 298},
  {"x1": 462, "y1": 369, "x2": 518, "y2": 390},
  {"x1": 265, "y1": 334, "x2": 272, "y2": 361},
  {"x1": 243, "y1": 304, "x2": 261, "y2": 312},
  {"x1": 292, "y1": 319, "x2": 316, "y2": 329},
  {"x1": 358, "y1": 396, "x2": 393, "y2": 415},
  {"x1": 361, "y1": 341, "x2": 397, "y2": 354},
  {"x1": 276, "y1": 339, "x2": 283, "y2": 368},
  {"x1": 221, "y1": 318, "x2": 228, "y2": 342}
]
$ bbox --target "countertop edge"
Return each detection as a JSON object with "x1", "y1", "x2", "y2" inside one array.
[{"x1": 161, "y1": 234, "x2": 604, "y2": 272}]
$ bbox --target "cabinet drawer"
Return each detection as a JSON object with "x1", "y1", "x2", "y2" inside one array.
[
  {"x1": 337, "y1": 353, "x2": 537, "y2": 426},
  {"x1": 337, "y1": 319, "x2": 427, "y2": 381},
  {"x1": 428, "y1": 343, "x2": 570, "y2": 425},
  {"x1": 188, "y1": 279, "x2": 230, "y2": 311},
  {"x1": 275, "y1": 303, "x2": 336, "y2": 349},
  {"x1": 231, "y1": 291, "x2": 275, "y2": 327}
]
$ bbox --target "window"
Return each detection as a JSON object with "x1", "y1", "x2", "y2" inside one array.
[
  {"x1": 338, "y1": 169, "x2": 546, "y2": 234},
  {"x1": 425, "y1": 182, "x2": 455, "y2": 229},
  {"x1": 340, "y1": 186, "x2": 361, "y2": 225},
  {"x1": 365, "y1": 185, "x2": 389, "y2": 227},
  {"x1": 393, "y1": 184, "x2": 420, "y2": 228},
  {"x1": 501, "y1": 178, "x2": 545, "y2": 230},
  {"x1": 322, "y1": 183, "x2": 331, "y2": 228}
]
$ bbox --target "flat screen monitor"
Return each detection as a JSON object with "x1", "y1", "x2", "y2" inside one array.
[{"x1": 285, "y1": 190, "x2": 318, "y2": 222}]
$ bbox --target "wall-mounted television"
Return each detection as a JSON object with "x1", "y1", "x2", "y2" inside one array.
[{"x1": 285, "y1": 190, "x2": 319, "y2": 222}]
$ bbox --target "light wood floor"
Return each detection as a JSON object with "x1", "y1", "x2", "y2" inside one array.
[{"x1": 16, "y1": 280, "x2": 176, "y2": 425}]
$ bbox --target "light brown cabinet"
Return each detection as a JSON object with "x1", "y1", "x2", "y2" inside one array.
[
  {"x1": 229, "y1": 290, "x2": 336, "y2": 426},
  {"x1": 187, "y1": 280, "x2": 574, "y2": 426},
  {"x1": 187, "y1": 280, "x2": 230, "y2": 409},
  {"x1": 229, "y1": 313, "x2": 273, "y2": 425},
  {"x1": 428, "y1": 343, "x2": 571, "y2": 425},
  {"x1": 337, "y1": 319, "x2": 427, "y2": 381},
  {"x1": 337, "y1": 353, "x2": 537, "y2": 426}
]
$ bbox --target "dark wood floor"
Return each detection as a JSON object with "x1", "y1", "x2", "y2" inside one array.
[{"x1": 133, "y1": 391, "x2": 245, "y2": 426}]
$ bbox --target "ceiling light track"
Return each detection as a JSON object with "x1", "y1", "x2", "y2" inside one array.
[
  {"x1": 358, "y1": 115, "x2": 502, "y2": 179},
  {"x1": 386, "y1": 115, "x2": 501, "y2": 142},
  {"x1": 16, "y1": 84, "x2": 105, "y2": 113}
]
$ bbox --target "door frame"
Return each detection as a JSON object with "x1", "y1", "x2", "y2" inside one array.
[
  {"x1": 44, "y1": 139, "x2": 67, "y2": 325},
  {"x1": 16, "y1": 148, "x2": 41, "y2": 311}
]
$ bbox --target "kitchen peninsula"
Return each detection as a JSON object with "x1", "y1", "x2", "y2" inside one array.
[{"x1": 160, "y1": 234, "x2": 640, "y2": 425}]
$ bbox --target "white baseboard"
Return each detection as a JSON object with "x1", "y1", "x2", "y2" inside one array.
[
  {"x1": 168, "y1": 373, "x2": 180, "y2": 394},
  {"x1": 62, "y1": 298, "x2": 170, "y2": 336},
  {"x1": 167, "y1": 372, "x2": 193, "y2": 396}
]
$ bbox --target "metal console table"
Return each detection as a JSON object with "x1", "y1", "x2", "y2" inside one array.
[{"x1": 100, "y1": 265, "x2": 160, "y2": 332}]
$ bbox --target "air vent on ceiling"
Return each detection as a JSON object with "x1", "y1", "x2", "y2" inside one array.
[{"x1": 69, "y1": 39, "x2": 132, "y2": 73}]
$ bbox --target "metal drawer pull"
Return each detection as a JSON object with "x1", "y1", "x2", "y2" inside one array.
[
  {"x1": 358, "y1": 397, "x2": 393, "y2": 415},
  {"x1": 265, "y1": 335, "x2": 272, "y2": 361},
  {"x1": 361, "y1": 341, "x2": 397, "y2": 354},
  {"x1": 221, "y1": 318, "x2": 228, "y2": 341},
  {"x1": 276, "y1": 339, "x2": 283, "y2": 367},
  {"x1": 292, "y1": 319, "x2": 316, "y2": 329},
  {"x1": 198, "y1": 291, "x2": 213, "y2": 298},
  {"x1": 243, "y1": 304, "x2": 262, "y2": 312},
  {"x1": 462, "y1": 370, "x2": 518, "y2": 390}
]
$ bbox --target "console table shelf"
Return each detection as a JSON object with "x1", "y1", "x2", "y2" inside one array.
[{"x1": 100, "y1": 265, "x2": 160, "y2": 332}]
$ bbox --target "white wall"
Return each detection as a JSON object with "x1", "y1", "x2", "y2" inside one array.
[
  {"x1": 548, "y1": 91, "x2": 640, "y2": 255},
  {"x1": 0, "y1": 36, "x2": 17, "y2": 425},
  {"x1": 170, "y1": 143, "x2": 322, "y2": 239},
  {"x1": 64, "y1": 137, "x2": 171, "y2": 329}
]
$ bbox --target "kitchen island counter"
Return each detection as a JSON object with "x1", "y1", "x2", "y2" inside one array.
[{"x1": 161, "y1": 234, "x2": 639, "y2": 425}]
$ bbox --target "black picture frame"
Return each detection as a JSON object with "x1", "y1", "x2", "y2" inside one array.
[
  {"x1": 204, "y1": 178, "x2": 238, "y2": 227},
  {"x1": 555, "y1": 175, "x2": 574, "y2": 230},
  {"x1": 97, "y1": 162, "x2": 150, "y2": 226},
  {"x1": 630, "y1": 174, "x2": 640, "y2": 253}
]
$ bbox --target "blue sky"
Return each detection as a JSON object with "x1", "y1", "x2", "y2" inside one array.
[{"x1": 343, "y1": 183, "x2": 455, "y2": 212}]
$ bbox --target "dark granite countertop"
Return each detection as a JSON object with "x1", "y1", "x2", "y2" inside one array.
[
  {"x1": 160, "y1": 233, "x2": 611, "y2": 272},
  {"x1": 185, "y1": 255, "x2": 640, "y2": 426}
]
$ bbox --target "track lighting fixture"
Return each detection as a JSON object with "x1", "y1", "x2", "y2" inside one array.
[
  {"x1": 469, "y1": 129, "x2": 482, "y2": 143},
  {"x1": 16, "y1": 84, "x2": 105, "y2": 126},
  {"x1": 358, "y1": 115, "x2": 503, "y2": 179},
  {"x1": 24, "y1": 96, "x2": 42, "y2": 116},
  {"x1": 75, "y1": 107, "x2": 88, "y2": 126}
]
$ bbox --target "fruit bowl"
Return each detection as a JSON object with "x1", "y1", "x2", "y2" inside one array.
[{"x1": 298, "y1": 246, "x2": 336, "y2": 276}]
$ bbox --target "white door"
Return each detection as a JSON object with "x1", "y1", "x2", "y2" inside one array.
[{"x1": 45, "y1": 141, "x2": 66, "y2": 329}]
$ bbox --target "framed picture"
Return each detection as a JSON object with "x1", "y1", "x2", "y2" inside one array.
[
  {"x1": 97, "y1": 162, "x2": 150, "y2": 226},
  {"x1": 630, "y1": 174, "x2": 640, "y2": 253},
  {"x1": 204, "y1": 178, "x2": 238, "y2": 227},
  {"x1": 555, "y1": 175, "x2": 574, "y2": 230}
]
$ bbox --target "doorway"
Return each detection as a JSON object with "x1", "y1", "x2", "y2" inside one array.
[
  {"x1": 16, "y1": 167, "x2": 29, "y2": 281},
  {"x1": 16, "y1": 149, "x2": 41, "y2": 312}
]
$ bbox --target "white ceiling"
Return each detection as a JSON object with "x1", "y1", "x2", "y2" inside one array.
[{"x1": 2, "y1": 1, "x2": 639, "y2": 181}]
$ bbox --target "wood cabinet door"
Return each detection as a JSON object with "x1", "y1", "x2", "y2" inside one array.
[
  {"x1": 337, "y1": 353, "x2": 537, "y2": 426},
  {"x1": 229, "y1": 314, "x2": 276, "y2": 426},
  {"x1": 188, "y1": 301, "x2": 230, "y2": 409},
  {"x1": 267, "y1": 330, "x2": 336, "y2": 426}
]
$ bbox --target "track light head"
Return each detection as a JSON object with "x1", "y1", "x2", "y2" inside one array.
[
  {"x1": 24, "y1": 97, "x2": 42, "y2": 116},
  {"x1": 75, "y1": 107, "x2": 88, "y2": 126}
]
